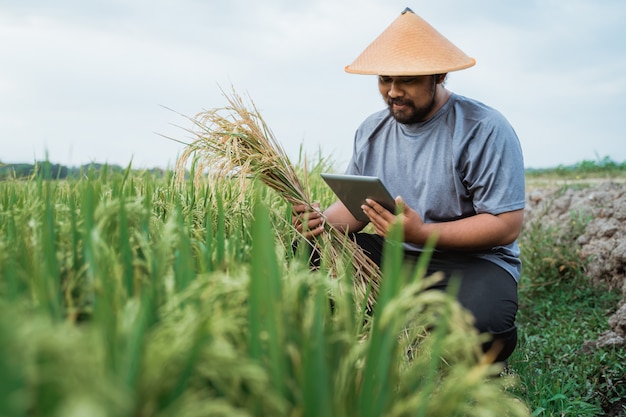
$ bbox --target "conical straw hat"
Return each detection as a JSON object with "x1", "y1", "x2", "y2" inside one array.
[{"x1": 345, "y1": 8, "x2": 475, "y2": 76}]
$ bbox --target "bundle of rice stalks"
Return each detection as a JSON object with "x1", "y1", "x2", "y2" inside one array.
[{"x1": 172, "y1": 88, "x2": 380, "y2": 309}]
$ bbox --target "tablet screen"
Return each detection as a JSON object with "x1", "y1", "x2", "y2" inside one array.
[{"x1": 321, "y1": 173, "x2": 396, "y2": 222}]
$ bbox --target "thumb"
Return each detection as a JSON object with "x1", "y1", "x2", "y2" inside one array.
[{"x1": 395, "y1": 196, "x2": 406, "y2": 214}]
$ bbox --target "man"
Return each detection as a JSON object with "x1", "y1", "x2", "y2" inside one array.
[{"x1": 293, "y1": 8, "x2": 525, "y2": 362}]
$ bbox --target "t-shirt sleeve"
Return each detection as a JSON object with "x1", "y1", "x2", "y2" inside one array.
[{"x1": 460, "y1": 115, "x2": 526, "y2": 215}]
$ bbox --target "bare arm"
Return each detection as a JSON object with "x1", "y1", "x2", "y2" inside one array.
[
  {"x1": 323, "y1": 201, "x2": 368, "y2": 234},
  {"x1": 410, "y1": 210, "x2": 524, "y2": 250},
  {"x1": 363, "y1": 196, "x2": 524, "y2": 251}
]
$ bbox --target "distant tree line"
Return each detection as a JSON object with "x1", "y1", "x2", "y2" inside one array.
[
  {"x1": 0, "y1": 161, "x2": 164, "y2": 180},
  {"x1": 3, "y1": 156, "x2": 623, "y2": 181},
  {"x1": 525, "y1": 156, "x2": 626, "y2": 177}
]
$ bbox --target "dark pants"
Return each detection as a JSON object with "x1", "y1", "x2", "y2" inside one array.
[{"x1": 353, "y1": 233, "x2": 518, "y2": 362}]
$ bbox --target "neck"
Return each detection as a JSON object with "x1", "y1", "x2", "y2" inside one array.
[
  {"x1": 415, "y1": 85, "x2": 450, "y2": 123},
  {"x1": 432, "y1": 85, "x2": 451, "y2": 114}
]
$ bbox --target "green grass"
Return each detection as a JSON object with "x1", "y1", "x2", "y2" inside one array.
[
  {"x1": 510, "y1": 274, "x2": 624, "y2": 415},
  {"x1": 509, "y1": 166, "x2": 626, "y2": 416}
]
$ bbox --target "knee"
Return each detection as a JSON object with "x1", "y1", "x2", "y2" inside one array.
[
  {"x1": 482, "y1": 325, "x2": 518, "y2": 363},
  {"x1": 463, "y1": 302, "x2": 518, "y2": 362}
]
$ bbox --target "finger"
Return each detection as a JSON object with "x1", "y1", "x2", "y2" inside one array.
[
  {"x1": 303, "y1": 213, "x2": 322, "y2": 227},
  {"x1": 364, "y1": 198, "x2": 381, "y2": 212},
  {"x1": 368, "y1": 198, "x2": 391, "y2": 215},
  {"x1": 296, "y1": 209, "x2": 318, "y2": 222},
  {"x1": 372, "y1": 221, "x2": 385, "y2": 237},
  {"x1": 395, "y1": 196, "x2": 407, "y2": 214},
  {"x1": 303, "y1": 226, "x2": 324, "y2": 240},
  {"x1": 308, "y1": 216, "x2": 324, "y2": 231},
  {"x1": 361, "y1": 204, "x2": 376, "y2": 221},
  {"x1": 301, "y1": 218, "x2": 325, "y2": 239},
  {"x1": 302, "y1": 215, "x2": 324, "y2": 231}
]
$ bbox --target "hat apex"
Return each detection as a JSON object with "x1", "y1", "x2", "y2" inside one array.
[{"x1": 345, "y1": 8, "x2": 476, "y2": 76}]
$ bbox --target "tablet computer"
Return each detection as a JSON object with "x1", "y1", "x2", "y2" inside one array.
[{"x1": 320, "y1": 173, "x2": 396, "y2": 222}]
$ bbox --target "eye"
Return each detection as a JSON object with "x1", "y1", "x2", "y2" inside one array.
[{"x1": 379, "y1": 76, "x2": 392, "y2": 83}]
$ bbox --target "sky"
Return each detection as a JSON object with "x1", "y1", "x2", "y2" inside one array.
[{"x1": 1, "y1": 0, "x2": 625, "y2": 170}]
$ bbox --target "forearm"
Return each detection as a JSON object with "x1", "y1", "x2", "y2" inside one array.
[
  {"x1": 406, "y1": 210, "x2": 524, "y2": 251},
  {"x1": 324, "y1": 201, "x2": 367, "y2": 234}
]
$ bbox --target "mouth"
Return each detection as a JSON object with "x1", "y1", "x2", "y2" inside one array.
[
  {"x1": 389, "y1": 99, "x2": 410, "y2": 111},
  {"x1": 392, "y1": 103, "x2": 408, "y2": 112},
  {"x1": 389, "y1": 99, "x2": 409, "y2": 108}
]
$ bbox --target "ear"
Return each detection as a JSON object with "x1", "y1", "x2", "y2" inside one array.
[{"x1": 436, "y1": 73, "x2": 448, "y2": 84}]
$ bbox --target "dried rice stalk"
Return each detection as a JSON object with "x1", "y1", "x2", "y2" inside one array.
[{"x1": 173, "y1": 88, "x2": 380, "y2": 309}]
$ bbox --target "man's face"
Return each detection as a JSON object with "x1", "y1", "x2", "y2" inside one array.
[{"x1": 378, "y1": 75, "x2": 439, "y2": 124}]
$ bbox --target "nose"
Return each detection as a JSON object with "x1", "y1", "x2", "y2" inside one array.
[{"x1": 387, "y1": 81, "x2": 404, "y2": 98}]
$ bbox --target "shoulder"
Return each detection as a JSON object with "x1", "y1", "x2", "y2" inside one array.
[
  {"x1": 445, "y1": 94, "x2": 520, "y2": 156},
  {"x1": 448, "y1": 94, "x2": 523, "y2": 171},
  {"x1": 450, "y1": 94, "x2": 512, "y2": 129},
  {"x1": 357, "y1": 108, "x2": 392, "y2": 132},
  {"x1": 353, "y1": 108, "x2": 394, "y2": 147}
]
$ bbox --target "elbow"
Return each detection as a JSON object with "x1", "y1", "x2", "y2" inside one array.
[
  {"x1": 496, "y1": 209, "x2": 524, "y2": 246},
  {"x1": 501, "y1": 228, "x2": 521, "y2": 246}
]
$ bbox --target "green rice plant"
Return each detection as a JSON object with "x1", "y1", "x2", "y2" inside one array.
[
  {"x1": 0, "y1": 306, "x2": 27, "y2": 417},
  {"x1": 38, "y1": 176, "x2": 63, "y2": 320},
  {"x1": 6, "y1": 152, "x2": 626, "y2": 415},
  {"x1": 0, "y1": 166, "x2": 532, "y2": 416}
]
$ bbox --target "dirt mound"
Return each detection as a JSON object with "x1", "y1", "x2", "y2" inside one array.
[{"x1": 524, "y1": 180, "x2": 626, "y2": 348}]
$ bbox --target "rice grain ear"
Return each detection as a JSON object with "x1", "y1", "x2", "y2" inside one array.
[{"x1": 174, "y1": 86, "x2": 381, "y2": 311}]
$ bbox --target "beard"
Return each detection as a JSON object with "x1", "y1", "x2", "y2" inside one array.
[{"x1": 386, "y1": 93, "x2": 437, "y2": 124}]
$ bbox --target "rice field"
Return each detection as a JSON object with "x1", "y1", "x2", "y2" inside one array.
[{"x1": 0, "y1": 161, "x2": 531, "y2": 416}]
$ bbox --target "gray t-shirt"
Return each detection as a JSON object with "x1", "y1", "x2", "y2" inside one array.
[{"x1": 345, "y1": 93, "x2": 525, "y2": 281}]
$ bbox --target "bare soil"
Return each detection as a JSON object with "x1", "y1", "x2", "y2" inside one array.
[{"x1": 524, "y1": 179, "x2": 626, "y2": 349}]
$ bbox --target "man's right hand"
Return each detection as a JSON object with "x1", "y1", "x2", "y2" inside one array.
[{"x1": 292, "y1": 203, "x2": 325, "y2": 239}]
